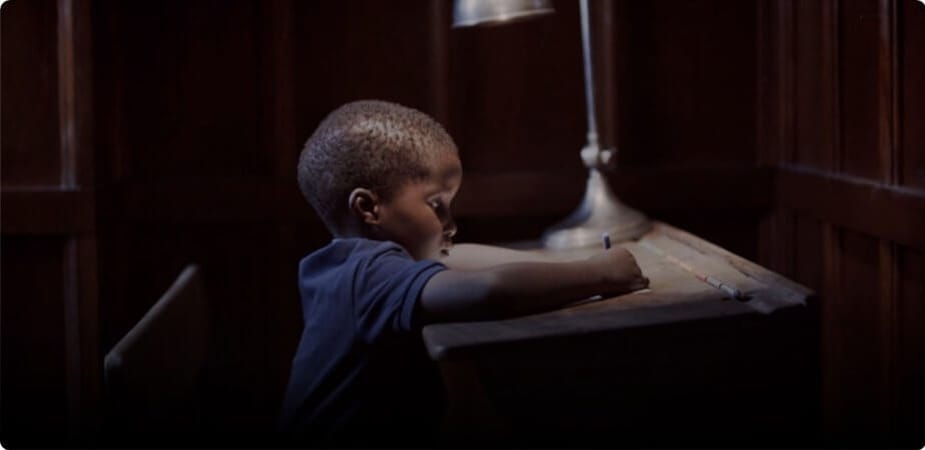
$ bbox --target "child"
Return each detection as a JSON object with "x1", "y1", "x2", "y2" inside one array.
[{"x1": 279, "y1": 100, "x2": 648, "y2": 445}]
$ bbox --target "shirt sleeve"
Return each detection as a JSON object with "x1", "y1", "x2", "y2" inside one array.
[{"x1": 351, "y1": 242, "x2": 446, "y2": 343}]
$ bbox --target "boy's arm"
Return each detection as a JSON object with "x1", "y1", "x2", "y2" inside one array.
[
  {"x1": 438, "y1": 243, "x2": 548, "y2": 270},
  {"x1": 419, "y1": 247, "x2": 649, "y2": 323},
  {"x1": 439, "y1": 243, "x2": 583, "y2": 271}
]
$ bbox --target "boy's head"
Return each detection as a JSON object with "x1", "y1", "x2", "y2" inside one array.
[{"x1": 298, "y1": 100, "x2": 462, "y2": 260}]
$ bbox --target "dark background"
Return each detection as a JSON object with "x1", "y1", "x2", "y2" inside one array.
[{"x1": 2, "y1": 0, "x2": 923, "y2": 446}]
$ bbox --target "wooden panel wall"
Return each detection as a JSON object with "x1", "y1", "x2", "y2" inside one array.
[
  {"x1": 758, "y1": 0, "x2": 925, "y2": 446},
  {"x1": 1, "y1": 0, "x2": 60, "y2": 187},
  {"x1": 612, "y1": 0, "x2": 764, "y2": 261},
  {"x1": 1, "y1": 0, "x2": 100, "y2": 446},
  {"x1": 91, "y1": 0, "x2": 305, "y2": 436},
  {"x1": 2, "y1": 0, "x2": 831, "y2": 444}
]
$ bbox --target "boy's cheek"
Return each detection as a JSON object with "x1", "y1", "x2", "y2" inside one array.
[{"x1": 423, "y1": 243, "x2": 444, "y2": 261}]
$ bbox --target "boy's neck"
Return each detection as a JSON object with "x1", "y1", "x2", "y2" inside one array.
[{"x1": 332, "y1": 221, "x2": 373, "y2": 240}]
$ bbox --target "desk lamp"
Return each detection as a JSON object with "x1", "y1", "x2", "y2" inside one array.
[{"x1": 453, "y1": 0, "x2": 651, "y2": 248}]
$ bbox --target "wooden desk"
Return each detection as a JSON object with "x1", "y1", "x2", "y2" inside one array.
[{"x1": 422, "y1": 222, "x2": 820, "y2": 447}]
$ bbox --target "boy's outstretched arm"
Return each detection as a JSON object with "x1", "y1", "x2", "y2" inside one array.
[
  {"x1": 439, "y1": 243, "x2": 583, "y2": 270},
  {"x1": 419, "y1": 247, "x2": 649, "y2": 324}
]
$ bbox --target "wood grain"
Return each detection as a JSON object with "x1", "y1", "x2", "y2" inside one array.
[
  {"x1": 776, "y1": 166, "x2": 925, "y2": 250},
  {"x1": 896, "y1": 247, "x2": 925, "y2": 446},
  {"x1": 1, "y1": 0, "x2": 61, "y2": 186},
  {"x1": 1, "y1": 237, "x2": 70, "y2": 447},
  {"x1": 423, "y1": 222, "x2": 812, "y2": 360},
  {"x1": 839, "y1": 0, "x2": 885, "y2": 180},
  {"x1": 901, "y1": 0, "x2": 925, "y2": 190}
]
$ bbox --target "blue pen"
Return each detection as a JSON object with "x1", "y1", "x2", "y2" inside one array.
[{"x1": 581, "y1": 232, "x2": 614, "y2": 303}]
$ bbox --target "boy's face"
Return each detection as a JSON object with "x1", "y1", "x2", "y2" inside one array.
[{"x1": 376, "y1": 150, "x2": 462, "y2": 261}]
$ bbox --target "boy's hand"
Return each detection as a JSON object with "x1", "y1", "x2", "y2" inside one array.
[{"x1": 588, "y1": 247, "x2": 649, "y2": 297}]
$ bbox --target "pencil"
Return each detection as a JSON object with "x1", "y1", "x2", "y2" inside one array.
[{"x1": 638, "y1": 240, "x2": 745, "y2": 300}]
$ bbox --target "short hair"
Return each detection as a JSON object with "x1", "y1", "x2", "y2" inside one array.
[{"x1": 297, "y1": 100, "x2": 457, "y2": 233}]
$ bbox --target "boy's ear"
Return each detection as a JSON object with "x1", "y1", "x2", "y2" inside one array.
[{"x1": 348, "y1": 188, "x2": 380, "y2": 225}]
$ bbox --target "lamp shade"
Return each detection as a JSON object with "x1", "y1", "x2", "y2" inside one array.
[{"x1": 452, "y1": 0, "x2": 555, "y2": 28}]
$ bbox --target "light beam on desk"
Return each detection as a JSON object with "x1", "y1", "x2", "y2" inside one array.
[{"x1": 452, "y1": 0, "x2": 651, "y2": 249}]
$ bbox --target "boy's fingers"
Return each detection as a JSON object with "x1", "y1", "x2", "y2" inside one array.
[{"x1": 629, "y1": 278, "x2": 649, "y2": 291}]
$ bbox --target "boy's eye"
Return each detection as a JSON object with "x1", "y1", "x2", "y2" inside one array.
[{"x1": 429, "y1": 200, "x2": 447, "y2": 214}]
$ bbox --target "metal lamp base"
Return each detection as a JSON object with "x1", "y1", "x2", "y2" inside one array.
[{"x1": 542, "y1": 169, "x2": 651, "y2": 249}]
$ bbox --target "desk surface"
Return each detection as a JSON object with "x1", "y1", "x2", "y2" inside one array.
[{"x1": 422, "y1": 221, "x2": 814, "y2": 361}]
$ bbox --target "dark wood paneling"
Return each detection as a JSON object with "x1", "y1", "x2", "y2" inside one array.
[
  {"x1": 68, "y1": 233, "x2": 101, "y2": 436},
  {"x1": 876, "y1": 239, "x2": 896, "y2": 436},
  {"x1": 428, "y1": 0, "x2": 452, "y2": 126},
  {"x1": 618, "y1": 0, "x2": 756, "y2": 169},
  {"x1": 881, "y1": 0, "x2": 899, "y2": 185},
  {"x1": 1, "y1": 0, "x2": 61, "y2": 187},
  {"x1": 794, "y1": 0, "x2": 837, "y2": 169},
  {"x1": 896, "y1": 247, "x2": 925, "y2": 446},
  {"x1": 450, "y1": 0, "x2": 583, "y2": 172},
  {"x1": 822, "y1": 0, "x2": 841, "y2": 172},
  {"x1": 106, "y1": 0, "x2": 267, "y2": 181},
  {"x1": 58, "y1": 0, "x2": 96, "y2": 189},
  {"x1": 901, "y1": 0, "x2": 925, "y2": 190},
  {"x1": 615, "y1": 166, "x2": 774, "y2": 212},
  {"x1": 762, "y1": 0, "x2": 925, "y2": 444},
  {"x1": 259, "y1": 0, "x2": 297, "y2": 180},
  {"x1": 777, "y1": 166, "x2": 925, "y2": 251},
  {"x1": 819, "y1": 223, "x2": 840, "y2": 439},
  {"x1": 596, "y1": 0, "x2": 618, "y2": 148},
  {"x1": 758, "y1": 209, "x2": 795, "y2": 277},
  {"x1": 827, "y1": 229, "x2": 885, "y2": 441},
  {"x1": 653, "y1": 210, "x2": 763, "y2": 262},
  {"x1": 90, "y1": 0, "x2": 122, "y2": 184},
  {"x1": 0, "y1": 189, "x2": 95, "y2": 234},
  {"x1": 458, "y1": 167, "x2": 772, "y2": 219},
  {"x1": 1, "y1": 237, "x2": 69, "y2": 446},
  {"x1": 838, "y1": 0, "x2": 886, "y2": 180},
  {"x1": 757, "y1": 211, "x2": 776, "y2": 275},
  {"x1": 119, "y1": 177, "x2": 286, "y2": 223},
  {"x1": 293, "y1": 0, "x2": 438, "y2": 146},
  {"x1": 59, "y1": 0, "x2": 101, "y2": 438},
  {"x1": 794, "y1": 215, "x2": 825, "y2": 293},
  {"x1": 2, "y1": 0, "x2": 101, "y2": 442},
  {"x1": 757, "y1": 0, "x2": 788, "y2": 166}
]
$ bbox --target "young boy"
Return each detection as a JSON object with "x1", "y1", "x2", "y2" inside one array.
[{"x1": 279, "y1": 100, "x2": 648, "y2": 445}]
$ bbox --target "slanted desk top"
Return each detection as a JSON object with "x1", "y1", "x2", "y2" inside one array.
[
  {"x1": 422, "y1": 221, "x2": 814, "y2": 361},
  {"x1": 421, "y1": 222, "x2": 819, "y2": 446}
]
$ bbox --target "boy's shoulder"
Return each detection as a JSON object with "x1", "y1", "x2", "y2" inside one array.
[
  {"x1": 300, "y1": 238, "x2": 413, "y2": 273},
  {"x1": 297, "y1": 237, "x2": 447, "y2": 333}
]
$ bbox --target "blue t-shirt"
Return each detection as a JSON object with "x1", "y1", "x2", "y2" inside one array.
[{"x1": 278, "y1": 238, "x2": 448, "y2": 444}]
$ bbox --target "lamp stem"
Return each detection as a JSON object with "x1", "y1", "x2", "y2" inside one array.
[
  {"x1": 579, "y1": 0, "x2": 599, "y2": 150},
  {"x1": 541, "y1": 0, "x2": 651, "y2": 249}
]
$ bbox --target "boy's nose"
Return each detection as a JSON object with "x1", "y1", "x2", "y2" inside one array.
[{"x1": 443, "y1": 217, "x2": 457, "y2": 238}]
